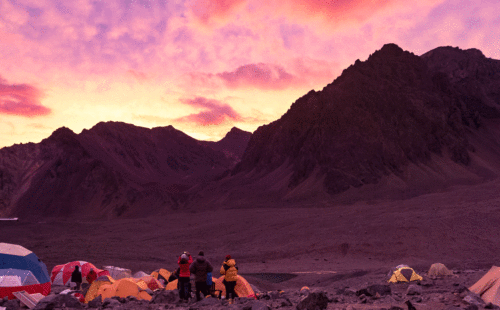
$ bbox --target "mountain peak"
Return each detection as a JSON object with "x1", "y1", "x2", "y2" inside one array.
[{"x1": 378, "y1": 43, "x2": 405, "y2": 57}]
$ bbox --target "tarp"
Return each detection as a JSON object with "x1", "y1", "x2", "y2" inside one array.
[
  {"x1": 0, "y1": 243, "x2": 51, "y2": 299},
  {"x1": 388, "y1": 266, "x2": 423, "y2": 283},
  {"x1": 51, "y1": 261, "x2": 109, "y2": 286},
  {"x1": 214, "y1": 275, "x2": 256, "y2": 298},
  {"x1": 469, "y1": 266, "x2": 500, "y2": 306},
  {"x1": 428, "y1": 263, "x2": 453, "y2": 277}
]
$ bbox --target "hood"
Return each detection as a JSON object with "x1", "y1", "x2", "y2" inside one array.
[
  {"x1": 196, "y1": 256, "x2": 206, "y2": 263},
  {"x1": 225, "y1": 259, "x2": 236, "y2": 267}
]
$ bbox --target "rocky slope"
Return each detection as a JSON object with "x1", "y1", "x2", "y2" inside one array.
[
  {"x1": 0, "y1": 123, "x2": 250, "y2": 218},
  {"x1": 189, "y1": 44, "x2": 500, "y2": 207}
]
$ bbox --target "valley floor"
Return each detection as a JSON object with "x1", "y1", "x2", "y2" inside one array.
[{"x1": 2, "y1": 179, "x2": 500, "y2": 308}]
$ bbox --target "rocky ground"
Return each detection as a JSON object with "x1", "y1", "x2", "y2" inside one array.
[{"x1": 0, "y1": 267, "x2": 497, "y2": 310}]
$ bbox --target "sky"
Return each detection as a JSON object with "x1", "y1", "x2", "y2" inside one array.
[{"x1": 0, "y1": 0, "x2": 499, "y2": 148}]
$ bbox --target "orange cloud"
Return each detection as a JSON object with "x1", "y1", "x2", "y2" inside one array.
[
  {"x1": 176, "y1": 97, "x2": 242, "y2": 125},
  {"x1": 0, "y1": 77, "x2": 50, "y2": 117}
]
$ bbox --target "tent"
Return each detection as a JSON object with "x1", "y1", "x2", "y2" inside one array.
[
  {"x1": 51, "y1": 261, "x2": 109, "y2": 286},
  {"x1": 132, "y1": 271, "x2": 149, "y2": 278},
  {"x1": 165, "y1": 279, "x2": 178, "y2": 290},
  {"x1": 151, "y1": 268, "x2": 171, "y2": 284},
  {"x1": 388, "y1": 265, "x2": 423, "y2": 283},
  {"x1": 85, "y1": 277, "x2": 114, "y2": 303},
  {"x1": 137, "y1": 275, "x2": 163, "y2": 290},
  {"x1": 103, "y1": 266, "x2": 132, "y2": 280},
  {"x1": 428, "y1": 263, "x2": 453, "y2": 278},
  {"x1": 86, "y1": 278, "x2": 151, "y2": 303},
  {"x1": 469, "y1": 266, "x2": 500, "y2": 306},
  {"x1": 214, "y1": 275, "x2": 256, "y2": 298},
  {"x1": 0, "y1": 243, "x2": 51, "y2": 299}
]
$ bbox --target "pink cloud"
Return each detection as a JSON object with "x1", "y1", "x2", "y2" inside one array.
[
  {"x1": 186, "y1": 0, "x2": 248, "y2": 25},
  {"x1": 176, "y1": 97, "x2": 242, "y2": 125},
  {"x1": 217, "y1": 63, "x2": 298, "y2": 90},
  {"x1": 0, "y1": 77, "x2": 50, "y2": 117}
]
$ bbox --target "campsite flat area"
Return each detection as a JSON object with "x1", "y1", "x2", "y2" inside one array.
[{"x1": 2, "y1": 179, "x2": 500, "y2": 308}]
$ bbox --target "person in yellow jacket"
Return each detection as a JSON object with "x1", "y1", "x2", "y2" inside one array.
[{"x1": 220, "y1": 255, "x2": 238, "y2": 304}]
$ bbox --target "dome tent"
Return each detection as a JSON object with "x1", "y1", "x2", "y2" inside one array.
[
  {"x1": 51, "y1": 261, "x2": 110, "y2": 286},
  {"x1": 0, "y1": 243, "x2": 51, "y2": 299}
]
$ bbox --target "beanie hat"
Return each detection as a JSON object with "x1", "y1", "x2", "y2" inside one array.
[
  {"x1": 198, "y1": 251, "x2": 204, "y2": 256},
  {"x1": 225, "y1": 255, "x2": 231, "y2": 260},
  {"x1": 181, "y1": 254, "x2": 188, "y2": 260}
]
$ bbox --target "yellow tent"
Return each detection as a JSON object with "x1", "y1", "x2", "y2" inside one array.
[
  {"x1": 89, "y1": 278, "x2": 152, "y2": 302},
  {"x1": 85, "y1": 279, "x2": 113, "y2": 303},
  {"x1": 428, "y1": 263, "x2": 453, "y2": 278},
  {"x1": 469, "y1": 266, "x2": 500, "y2": 306},
  {"x1": 151, "y1": 269, "x2": 171, "y2": 283},
  {"x1": 388, "y1": 266, "x2": 422, "y2": 283},
  {"x1": 214, "y1": 275, "x2": 255, "y2": 298},
  {"x1": 165, "y1": 279, "x2": 177, "y2": 290}
]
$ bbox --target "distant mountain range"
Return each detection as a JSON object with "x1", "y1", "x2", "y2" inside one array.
[
  {"x1": 1, "y1": 43, "x2": 500, "y2": 218},
  {"x1": 0, "y1": 122, "x2": 251, "y2": 218}
]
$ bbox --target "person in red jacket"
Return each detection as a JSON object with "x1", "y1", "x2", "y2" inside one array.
[
  {"x1": 86, "y1": 268, "x2": 97, "y2": 285},
  {"x1": 177, "y1": 252, "x2": 193, "y2": 301}
]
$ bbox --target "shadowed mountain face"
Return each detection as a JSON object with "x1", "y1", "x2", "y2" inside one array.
[
  {"x1": 204, "y1": 44, "x2": 500, "y2": 205},
  {"x1": 0, "y1": 123, "x2": 251, "y2": 218}
]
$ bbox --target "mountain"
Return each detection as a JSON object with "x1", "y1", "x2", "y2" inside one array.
[
  {"x1": 187, "y1": 44, "x2": 500, "y2": 207},
  {"x1": 0, "y1": 123, "x2": 251, "y2": 218},
  {"x1": 200, "y1": 127, "x2": 252, "y2": 165},
  {"x1": 2, "y1": 44, "x2": 500, "y2": 217}
]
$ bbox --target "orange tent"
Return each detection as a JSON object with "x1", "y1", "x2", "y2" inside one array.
[
  {"x1": 91, "y1": 278, "x2": 152, "y2": 302},
  {"x1": 165, "y1": 279, "x2": 178, "y2": 290},
  {"x1": 214, "y1": 275, "x2": 255, "y2": 299}
]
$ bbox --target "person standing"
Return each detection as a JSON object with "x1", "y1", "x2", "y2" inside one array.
[
  {"x1": 71, "y1": 265, "x2": 83, "y2": 291},
  {"x1": 220, "y1": 255, "x2": 238, "y2": 304},
  {"x1": 177, "y1": 252, "x2": 193, "y2": 302},
  {"x1": 86, "y1": 268, "x2": 97, "y2": 285},
  {"x1": 189, "y1": 251, "x2": 213, "y2": 301}
]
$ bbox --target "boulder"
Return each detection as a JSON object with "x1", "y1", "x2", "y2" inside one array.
[
  {"x1": 463, "y1": 292, "x2": 486, "y2": 307},
  {"x1": 485, "y1": 303, "x2": 500, "y2": 309},
  {"x1": 241, "y1": 300, "x2": 271, "y2": 310},
  {"x1": 296, "y1": 292, "x2": 329, "y2": 310},
  {"x1": 88, "y1": 295, "x2": 103, "y2": 308},
  {"x1": 2, "y1": 298, "x2": 20, "y2": 310},
  {"x1": 33, "y1": 294, "x2": 83, "y2": 310},
  {"x1": 150, "y1": 289, "x2": 179, "y2": 304},
  {"x1": 406, "y1": 284, "x2": 422, "y2": 295},
  {"x1": 196, "y1": 297, "x2": 221, "y2": 307},
  {"x1": 357, "y1": 284, "x2": 391, "y2": 297},
  {"x1": 102, "y1": 297, "x2": 121, "y2": 308}
]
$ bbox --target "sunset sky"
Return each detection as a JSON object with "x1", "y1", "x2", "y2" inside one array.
[{"x1": 1, "y1": 0, "x2": 499, "y2": 148}]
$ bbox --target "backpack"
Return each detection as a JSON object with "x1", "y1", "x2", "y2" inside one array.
[{"x1": 207, "y1": 272, "x2": 213, "y2": 285}]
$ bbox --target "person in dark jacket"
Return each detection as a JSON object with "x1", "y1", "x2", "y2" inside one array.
[
  {"x1": 177, "y1": 252, "x2": 193, "y2": 301},
  {"x1": 71, "y1": 265, "x2": 83, "y2": 290},
  {"x1": 189, "y1": 251, "x2": 213, "y2": 301},
  {"x1": 220, "y1": 255, "x2": 238, "y2": 304}
]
